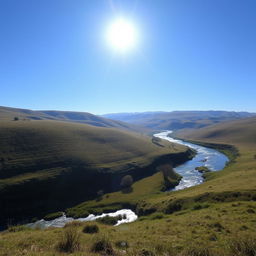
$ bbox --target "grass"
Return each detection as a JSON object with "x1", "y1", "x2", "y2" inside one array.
[
  {"x1": 2, "y1": 202, "x2": 256, "y2": 255},
  {"x1": 0, "y1": 119, "x2": 188, "y2": 227},
  {"x1": 44, "y1": 212, "x2": 63, "y2": 221},
  {"x1": 90, "y1": 235, "x2": 114, "y2": 255},
  {"x1": 103, "y1": 110, "x2": 255, "y2": 131},
  {"x1": 0, "y1": 116, "x2": 256, "y2": 255},
  {"x1": 0, "y1": 105, "x2": 149, "y2": 133},
  {"x1": 55, "y1": 227, "x2": 81, "y2": 253}
]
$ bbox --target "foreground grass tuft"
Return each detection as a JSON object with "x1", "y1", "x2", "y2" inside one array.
[
  {"x1": 181, "y1": 247, "x2": 213, "y2": 256},
  {"x1": 55, "y1": 227, "x2": 81, "y2": 253},
  {"x1": 82, "y1": 224, "x2": 99, "y2": 234},
  {"x1": 229, "y1": 236, "x2": 256, "y2": 256},
  {"x1": 8, "y1": 225, "x2": 31, "y2": 232},
  {"x1": 91, "y1": 235, "x2": 114, "y2": 255}
]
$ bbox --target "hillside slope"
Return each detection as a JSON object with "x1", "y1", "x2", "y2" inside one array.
[
  {"x1": 0, "y1": 120, "x2": 190, "y2": 227},
  {"x1": 0, "y1": 106, "x2": 147, "y2": 132},
  {"x1": 176, "y1": 117, "x2": 256, "y2": 147},
  {"x1": 2, "y1": 120, "x2": 256, "y2": 255},
  {"x1": 103, "y1": 110, "x2": 256, "y2": 130}
]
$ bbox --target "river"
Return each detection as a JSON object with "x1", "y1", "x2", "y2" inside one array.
[
  {"x1": 27, "y1": 131, "x2": 228, "y2": 228},
  {"x1": 154, "y1": 131, "x2": 229, "y2": 190}
]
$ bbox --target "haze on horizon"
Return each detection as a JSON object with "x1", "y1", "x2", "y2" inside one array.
[{"x1": 0, "y1": 0, "x2": 256, "y2": 114}]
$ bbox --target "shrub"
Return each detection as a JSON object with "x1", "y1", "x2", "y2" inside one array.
[
  {"x1": 149, "y1": 212, "x2": 165, "y2": 220},
  {"x1": 210, "y1": 222, "x2": 224, "y2": 232},
  {"x1": 44, "y1": 211, "x2": 63, "y2": 221},
  {"x1": 97, "y1": 215, "x2": 123, "y2": 225},
  {"x1": 91, "y1": 236, "x2": 114, "y2": 255},
  {"x1": 13, "y1": 117, "x2": 19, "y2": 121},
  {"x1": 120, "y1": 175, "x2": 133, "y2": 188},
  {"x1": 193, "y1": 203, "x2": 210, "y2": 210},
  {"x1": 139, "y1": 248, "x2": 155, "y2": 256},
  {"x1": 8, "y1": 225, "x2": 30, "y2": 232},
  {"x1": 247, "y1": 208, "x2": 255, "y2": 214},
  {"x1": 83, "y1": 224, "x2": 99, "y2": 234},
  {"x1": 165, "y1": 201, "x2": 183, "y2": 214},
  {"x1": 56, "y1": 227, "x2": 81, "y2": 253}
]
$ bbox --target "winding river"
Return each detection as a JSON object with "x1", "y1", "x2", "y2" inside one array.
[
  {"x1": 154, "y1": 131, "x2": 229, "y2": 190},
  {"x1": 27, "y1": 131, "x2": 228, "y2": 228}
]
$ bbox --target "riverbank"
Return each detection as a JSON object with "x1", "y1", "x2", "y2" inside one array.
[
  {"x1": 172, "y1": 134, "x2": 239, "y2": 164},
  {"x1": 154, "y1": 131, "x2": 229, "y2": 191}
]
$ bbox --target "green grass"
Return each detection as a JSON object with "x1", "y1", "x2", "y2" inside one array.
[
  {"x1": 0, "y1": 105, "x2": 149, "y2": 133},
  {"x1": 1, "y1": 115, "x2": 256, "y2": 255},
  {"x1": 0, "y1": 119, "x2": 189, "y2": 226},
  {"x1": 2, "y1": 201, "x2": 256, "y2": 255},
  {"x1": 64, "y1": 117, "x2": 256, "y2": 234}
]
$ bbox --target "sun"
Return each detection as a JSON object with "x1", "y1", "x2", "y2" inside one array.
[{"x1": 106, "y1": 17, "x2": 138, "y2": 53}]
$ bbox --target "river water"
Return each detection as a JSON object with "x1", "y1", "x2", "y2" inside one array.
[
  {"x1": 154, "y1": 131, "x2": 229, "y2": 190},
  {"x1": 27, "y1": 131, "x2": 228, "y2": 228}
]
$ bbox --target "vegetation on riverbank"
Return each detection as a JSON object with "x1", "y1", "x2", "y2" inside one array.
[{"x1": 1, "y1": 200, "x2": 256, "y2": 255}]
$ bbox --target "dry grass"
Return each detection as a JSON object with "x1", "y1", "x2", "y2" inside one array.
[{"x1": 55, "y1": 227, "x2": 81, "y2": 253}]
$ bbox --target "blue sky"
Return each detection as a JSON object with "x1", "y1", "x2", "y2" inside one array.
[{"x1": 0, "y1": 0, "x2": 255, "y2": 114}]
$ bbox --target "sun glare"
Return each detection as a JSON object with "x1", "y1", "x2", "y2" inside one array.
[{"x1": 106, "y1": 17, "x2": 138, "y2": 53}]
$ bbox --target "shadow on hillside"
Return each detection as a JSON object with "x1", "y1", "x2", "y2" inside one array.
[{"x1": 121, "y1": 187, "x2": 133, "y2": 194}]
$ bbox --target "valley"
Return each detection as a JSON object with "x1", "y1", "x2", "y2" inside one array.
[{"x1": 0, "y1": 109, "x2": 256, "y2": 256}]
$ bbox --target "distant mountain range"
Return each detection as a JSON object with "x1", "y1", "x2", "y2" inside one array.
[{"x1": 102, "y1": 111, "x2": 256, "y2": 130}]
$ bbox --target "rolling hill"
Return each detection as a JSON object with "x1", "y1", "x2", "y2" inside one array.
[
  {"x1": 1, "y1": 117, "x2": 256, "y2": 255},
  {"x1": 103, "y1": 110, "x2": 256, "y2": 130},
  {"x1": 0, "y1": 119, "x2": 192, "y2": 228},
  {"x1": 0, "y1": 106, "x2": 147, "y2": 132},
  {"x1": 175, "y1": 116, "x2": 256, "y2": 147}
]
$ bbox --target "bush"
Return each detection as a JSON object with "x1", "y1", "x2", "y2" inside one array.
[
  {"x1": 209, "y1": 222, "x2": 224, "y2": 232},
  {"x1": 139, "y1": 249, "x2": 155, "y2": 256},
  {"x1": 83, "y1": 224, "x2": 99, "y2": 234},
  {"x1": 13, "y1": 117, "x2": 19, "y2": 121},
  {"x1": 149, "y1": 212, "x2": 165, "y2": 220},
  {"x1": 44, "y1": 211, "x2": 63, "y2": 221},
  {"x1": 193, "y1": 203, "x2": 210, "y2": 210},
  {"x1": 56, "y1": 227, "x2": 81, "y2": 253},
  {"x1": 91, "y1": 236, "x2": 114, "y2": 255},
  {"x1": 97, "y1": 215, "x2": 123, "y2": 225},
  {"x1": 8, "y1": 225, "x2": 30, "y2": 232},
  {"x1": 120, "y1": 175, "x2": 133, "y2": 188}
]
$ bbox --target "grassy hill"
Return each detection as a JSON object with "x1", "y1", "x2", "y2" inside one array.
[
  {"x1": 0, "y1": 119, "x2": 190, "y2": 227},
  {"x1": 0, "y1": 106, "x2": 147, "y2": 132},
  {"x1": 175, "y1": 116, "x2": 256, "y2": 147},
  {"x1": 103, "y1": 110, "x2": 256, "y2": 130},
  {"x1": 1, "y1": 117, "x2": 256, "y2": 255}
]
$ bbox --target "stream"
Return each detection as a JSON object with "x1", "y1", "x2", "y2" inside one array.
[
  {"x1": 27, "y1": 131, "x2": 228, "y2": 228},
  {"x1": 154, "y1": 131, "x2": 229, "y2": 190}
]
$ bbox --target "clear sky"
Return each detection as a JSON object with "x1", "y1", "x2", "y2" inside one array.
[{"x1": 0, "y1": 0, "x2": 255, "y2": 114}]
